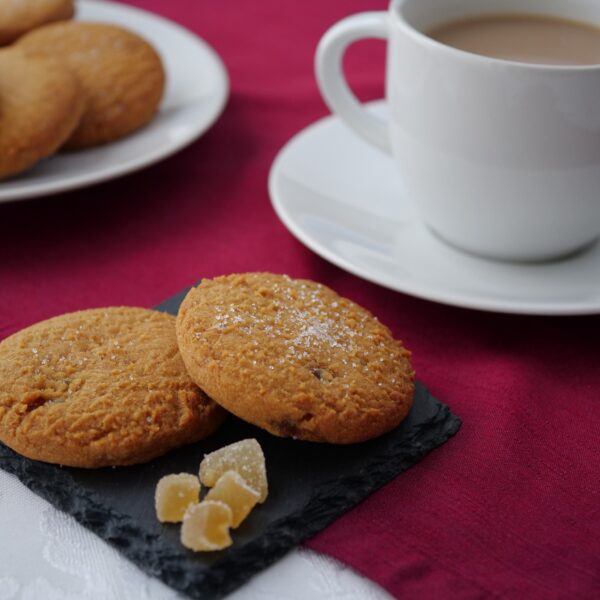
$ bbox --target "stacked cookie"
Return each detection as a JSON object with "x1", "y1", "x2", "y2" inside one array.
[
  {"x1": 0, "y1": 274, "x2": 415, "y2": 468},
  {"x1": 0, "y1": 0, "x2": 75, "y2": 45},
  {"x1": 0, "y1": 0, "x2": 165, "y2": 180},
  {"x1": 177, "y1": 273, "x2": 415, "y2": 444}
]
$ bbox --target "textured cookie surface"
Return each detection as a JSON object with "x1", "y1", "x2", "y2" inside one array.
[
  {"x1": 0, "y1": 308, "x2": 224, "y2": 468},
  {"x1": 18, "y1": 21, "x2": 165, "y2": 148},
  {"x1": 176, "y1": 274, "x2": 415, "y2": 444},
  {"x1": 0, "y1": 0, "x2": 74, "y2": 46},
  {"x1": 0, "y1": 48, "x2": 84, "y2": 180}
]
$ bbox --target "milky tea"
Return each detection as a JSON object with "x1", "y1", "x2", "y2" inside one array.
[{"x1": 427, "y1": 14, "x2": 600, "y2": 65}]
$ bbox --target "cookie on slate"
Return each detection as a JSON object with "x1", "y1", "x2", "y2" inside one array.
[
  {"x1": 0, "y1": 0, "x2": 75, "y2": 46},
  {"x1": 18, "y1": 21, "x2": 165, "y2": 149},
  {"x1": 0, "y1": 308, "x2": 224, "y2": 468},
  {"x1": 176, "y1": 273, "x2": 415, "y2": 444},
  {"x1": 0, "y1": 48, "x2": 84, "y2": 180}
]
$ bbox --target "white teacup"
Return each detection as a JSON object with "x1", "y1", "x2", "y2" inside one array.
[{"x1": 316, "y1": 0, "x2": 600, "y2": 261}]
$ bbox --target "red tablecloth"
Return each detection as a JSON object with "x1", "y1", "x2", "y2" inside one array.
[{"x1": 1, "y1": 1, "x2": 599, "y2": 598}]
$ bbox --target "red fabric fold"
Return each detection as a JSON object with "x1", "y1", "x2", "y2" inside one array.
[{"x1": 1, "y1": 1, "x2": 598, "y2": 598}]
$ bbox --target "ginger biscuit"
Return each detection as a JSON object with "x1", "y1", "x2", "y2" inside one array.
[
  {"x1": 0, "y1": 308, "x2": 224, "y2": 468},
  {"x1": 0, "y1": 0, "x2": 74, "y2": 46},
  {"x1": 18, "y1": 21, "x2": 165, "y2": 149},
  {"x1": 176, "y1": 274, "x2": 415, "y2": 444},
  {"x1": 0, "y1": 48, "x2": 84, "y2": 180}
]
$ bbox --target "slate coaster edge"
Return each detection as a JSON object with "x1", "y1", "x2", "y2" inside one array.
[{"x1": 0, "y1": 390, "x2": 459, "y2": 599}]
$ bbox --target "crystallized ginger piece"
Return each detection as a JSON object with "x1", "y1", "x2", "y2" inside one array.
[
  {"x1": 205, "y1": 470, "x2": 260, "y2": 528},
  {"x1": 199, "y1": 438, "x2": 268, "y2": 503},
  {"x1": 155, "y1": 473, "x2": 200, "y2": 523},
  {"x1": 181, "y1": 500, "x2": 233, "y2": 552}
]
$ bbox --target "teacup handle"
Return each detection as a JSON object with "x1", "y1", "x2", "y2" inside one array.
[{"x1": 315, "y1": 12, "x2": 391, "y2": 154}]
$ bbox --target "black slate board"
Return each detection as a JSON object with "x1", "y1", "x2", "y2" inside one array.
[{"x1": 0, "y1": 288, "x2": 461, "y2": 599}]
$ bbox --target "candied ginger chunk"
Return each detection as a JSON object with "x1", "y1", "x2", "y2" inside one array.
[
  {"x1": 155, "y1": 473, "x2": 200, "y2": 523},
  {"x1": 205, "y1": 470, "x2": 260, "y2": 528},
  {"x1": 199, "y1": 438, "x2": 268, "y2": 503},
  {"x1": 181, "y1": 500, "x2": 233, "y2": 552}
]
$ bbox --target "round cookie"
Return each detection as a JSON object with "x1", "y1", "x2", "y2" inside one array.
[
  {"x1": 0, "y1": 308, "x2": 224, "y2": 468},
  {"x1": 0, "y1": 0, "x2": 74, "y2": 46},
  {"x1": 0, "y1": 48, "x2": 84, "y2": 180},
  {"x1": 18, "y1": 21, "x2": 165, "y2": 149},
  {"x1": 176, "y1": 273, "x2": 415, "y2": 444}
]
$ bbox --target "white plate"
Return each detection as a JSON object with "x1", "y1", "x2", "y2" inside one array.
[
  {"x1": 0, "y1": 0, "x2": 228, "y2": 203},
  {"x1": 269, "y1": 102, "x2": 600, "y2": 315}
]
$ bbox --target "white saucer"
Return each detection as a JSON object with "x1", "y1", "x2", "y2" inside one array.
[
  {"x1": 269, "y1": 102, "x2": 600, "y2": 315},
  {"x1": 0, "y1": 0, "x2": 229, "y2": 203}
]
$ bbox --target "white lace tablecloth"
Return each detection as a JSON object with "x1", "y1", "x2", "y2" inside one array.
[{"x1": 0, "y1": 470, "x2": 390, "y2": 600}]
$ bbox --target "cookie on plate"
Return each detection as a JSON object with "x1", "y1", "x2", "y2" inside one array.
[
  {"x1": 0, "y1": 0, "x2": 75, "y2": 46},
  {"x1": 0, "y1": 308, "x2": 224, "y2": 468},
  {"x1": 176, "y1": 273, "x2": 415, "y2": 444},
  {"x1": 18, "y1": 21, "x2": 165, "y2": 149},
  {"x1": 0, "y1": 48, "x2": 84, "y2": 180}
]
